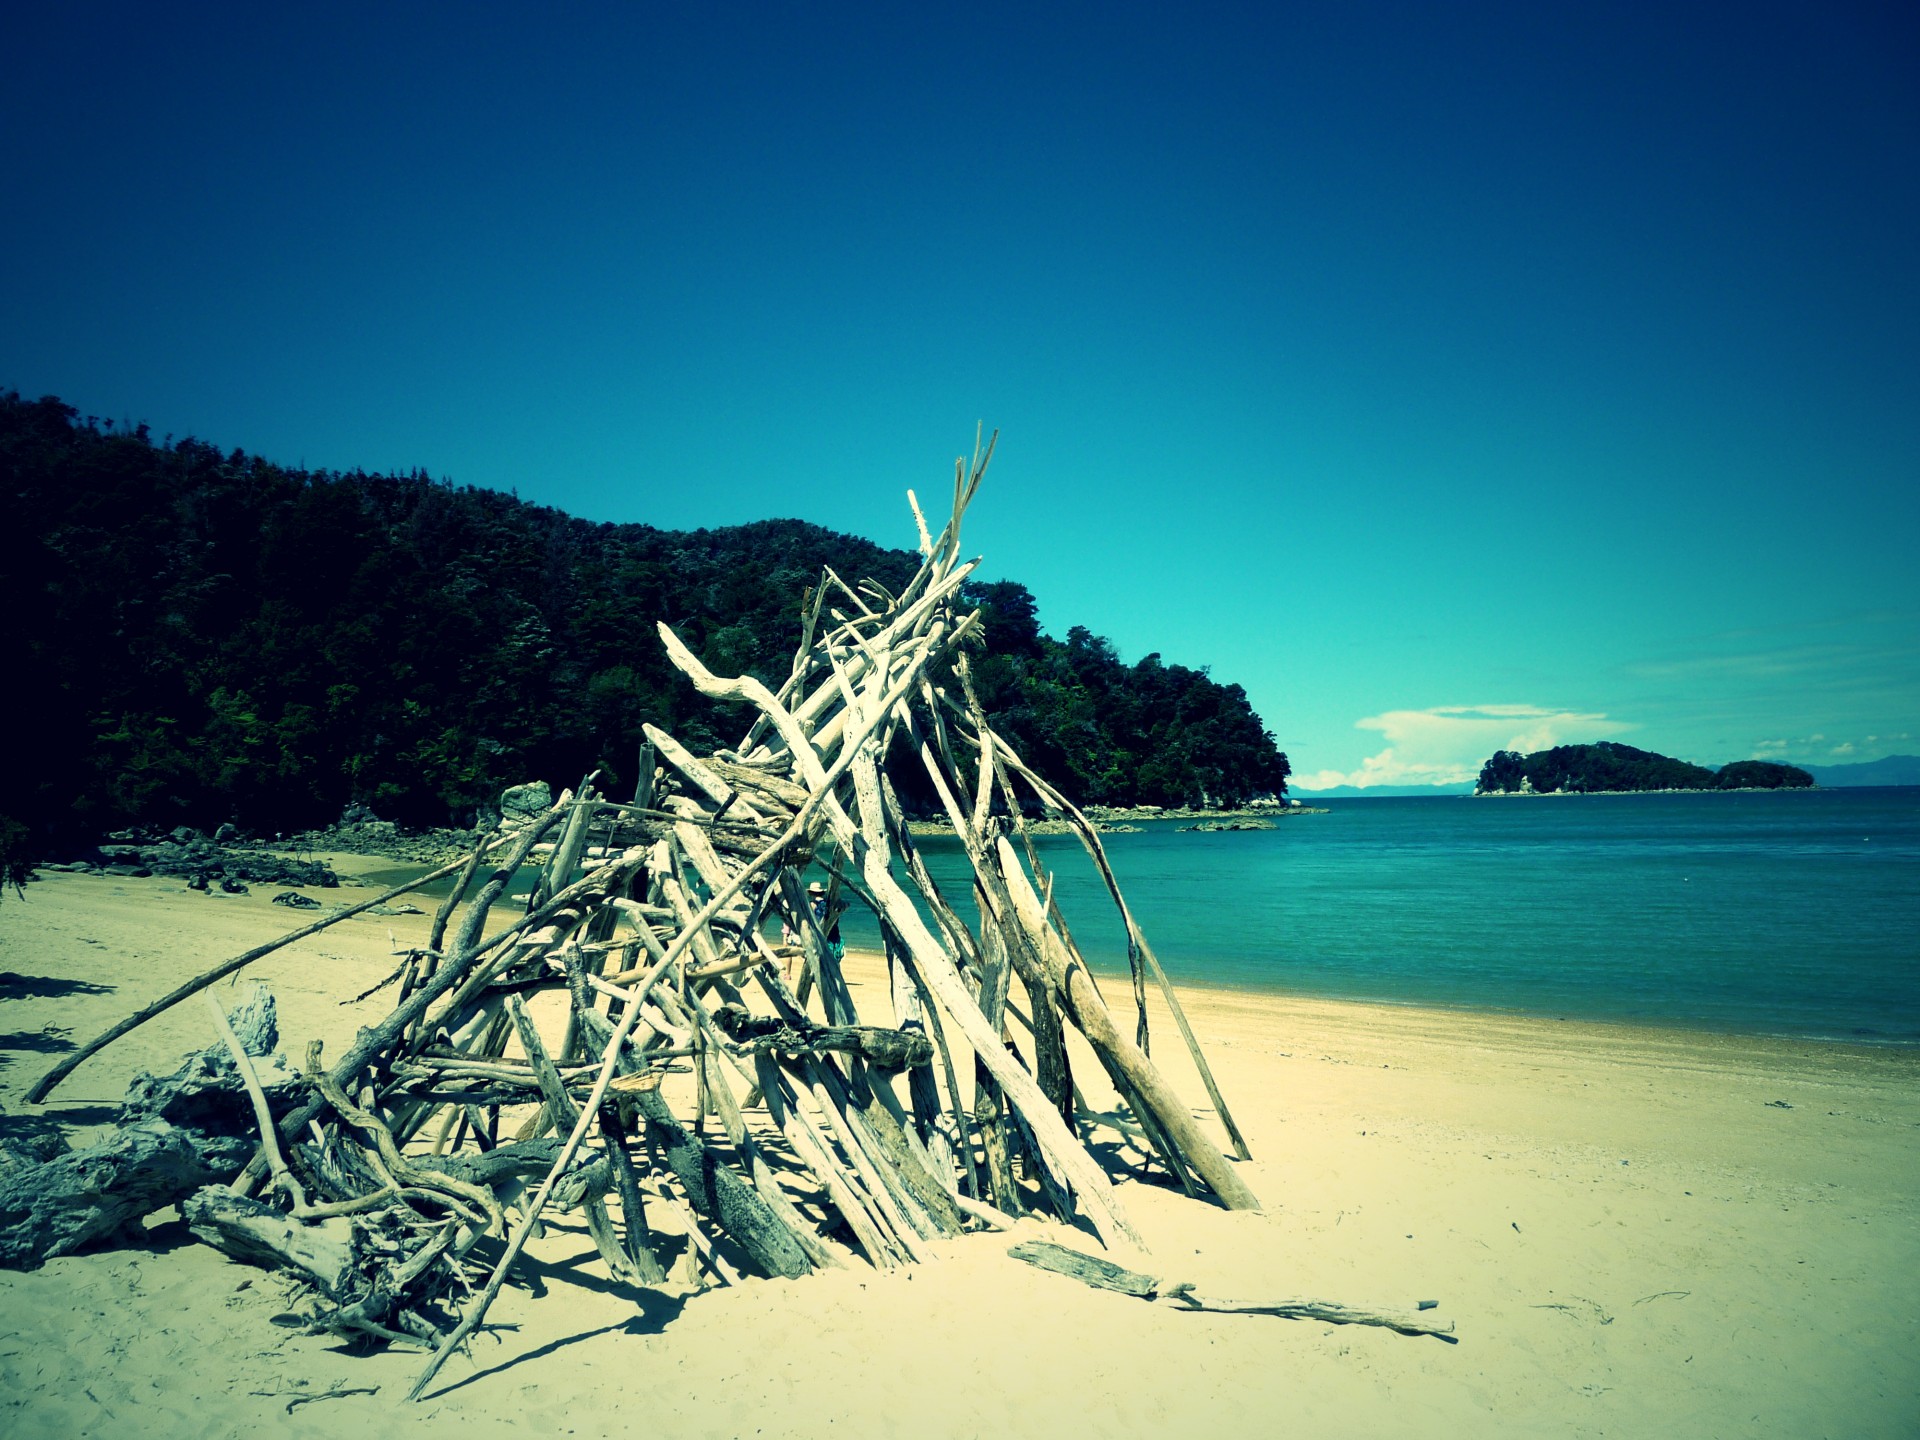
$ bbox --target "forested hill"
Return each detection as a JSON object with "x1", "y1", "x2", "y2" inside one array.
[
  {"x1": 1475, "y1": 742, "x2": 1813, "y2": 795},
  {"x1": 2, "y1": 392, "x2": 1290, "y2": 863}
]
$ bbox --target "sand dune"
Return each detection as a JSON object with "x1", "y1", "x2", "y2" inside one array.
[{"x1": 3, "y1": 864, "x2": 1914, "y2": 1438}]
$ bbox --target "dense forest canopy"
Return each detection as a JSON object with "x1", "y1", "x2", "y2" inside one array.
[
  {"x1": 1475, "y1": 743, "x2": 1813, "y2": 795},
  {"x1": 2, "y1": 392, "x2": 1289, "y2": 868}
]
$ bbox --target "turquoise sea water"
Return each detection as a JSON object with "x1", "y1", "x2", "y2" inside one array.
[{"x1": 861, "y1": 788, "x2": 1920, "y2": 1043}]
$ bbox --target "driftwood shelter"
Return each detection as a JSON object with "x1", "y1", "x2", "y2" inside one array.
[{"x1": 11, "y1": 440, "x2": 1449, "y2": 1402}]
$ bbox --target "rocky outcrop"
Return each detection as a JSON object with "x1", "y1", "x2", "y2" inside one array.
[{"x1": 51, "y1": 829, "x2": 339, "y2": 889}]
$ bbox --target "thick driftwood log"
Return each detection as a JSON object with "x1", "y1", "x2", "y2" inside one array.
[
  {"x1": 597, "y1": 1105, "x2": 665, "y2": 1282},
  {"x1": 181, "y1": 1187, "x2": 357, "y2": 1296},
  {"x1": 971, "y1": 921, "x2": 1023, "y2": 1216},
  {"x1": 0, "y1": 1122, "x2": 218, "y2": 1268},
  {"x1": 1008, "y1": 1241, "x2": 1458, "y2": 1342},
  {"x1": 1007, "y1": 1239, "x2": 1158, "y2": 1296},
  {"x1": 625, "y1": 1073, "x2": 814, "y2": 1280},
  {"x1": 987, "y1": 742, "x2": 1254, "y2": 1162},
  {"x1": 412, "y1": 1139, "x2": 610, "y2": 1196},
  {"x1": 748, "y1": 1051, "x2": 907, "y2": 1270},
  {"x1": 840, "y1": 1067, "x2": 966, "y2": 1236},
  {"x1": 654, "y1": 995, "x2": 843, "y2": 1272}
]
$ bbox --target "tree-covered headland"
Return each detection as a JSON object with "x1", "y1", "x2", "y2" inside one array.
[
  {"x1": 1475, "y1": 742, "x2": 1813, "y2": 795},
  {"x1": 2, "y1": 392, "x2": 1290, "y2": 875}
]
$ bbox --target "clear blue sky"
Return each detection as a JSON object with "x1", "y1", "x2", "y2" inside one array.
[{"x1": 5, "y1": 2, "x2": 1915, "y2": 787}]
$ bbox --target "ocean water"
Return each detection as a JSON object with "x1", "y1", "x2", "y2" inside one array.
[{"x1": 863, "y1": 788, "x2": 1920, "y2": 1043}]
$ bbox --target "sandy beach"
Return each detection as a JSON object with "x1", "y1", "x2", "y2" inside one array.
[{"x1": 3, "y1": 863, "x2": 1915, "y2": 1439}]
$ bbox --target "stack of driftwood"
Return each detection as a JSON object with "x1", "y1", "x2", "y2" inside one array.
[{"x1": 15, "y1": 441, "x2": 1448, "y2": 1401}]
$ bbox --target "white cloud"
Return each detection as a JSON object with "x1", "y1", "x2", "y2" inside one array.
[{"x1": 1293, "y1": 705, "x2": 1633, "y2": 791}]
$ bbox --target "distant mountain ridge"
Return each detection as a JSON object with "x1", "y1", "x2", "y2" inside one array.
[{"x1": 1803, "y1": 755, "x2": 1920, "y2": 787}]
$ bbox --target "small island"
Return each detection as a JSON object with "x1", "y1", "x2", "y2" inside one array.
[{"x1": 1475, "y1": 742, "x2": 1814, "y2": 795}]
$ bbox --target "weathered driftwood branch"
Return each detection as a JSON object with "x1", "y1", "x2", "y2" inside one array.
[
  {"x1": 992, "y1": 835, "x2": 1259, "y2": 1212},
  {"x1": 1008, "y1": 1241, "x2": 1457, "y2": 1342},
  {"x1": 987, "y1": 739, "x2": 1253, "y2": 1161},
  {"x1": 709, "y1": 1006, "x2": 934, "y2": 1070},
  {"x1": 203, "y1": 993, "x2": 309, "y2": 1211},
  {"x1": 503, "y1": 994, "x2": 656, "y2": 1288}
]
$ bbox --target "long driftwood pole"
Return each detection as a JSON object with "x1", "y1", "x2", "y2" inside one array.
[{"x1": 26, "y1": 847, "x2": 505, "y2": 1103}]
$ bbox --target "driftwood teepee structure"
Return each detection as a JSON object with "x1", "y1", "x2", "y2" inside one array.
[{"x1": 18, "y1": 439, "x2": 1449, "y2": 1400}]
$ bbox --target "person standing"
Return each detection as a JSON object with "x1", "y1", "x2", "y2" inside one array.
[{"x1": 808, "y1": 880, "x2": 844, "y2": 962}]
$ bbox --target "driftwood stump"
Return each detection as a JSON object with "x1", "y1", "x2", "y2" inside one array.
[
  {"x1": 181, "y1": 1187, "x2": 357, "y2": 1296},
  {"x1": 0, "y1": 986, "x2": 295, "y2": 1269}
]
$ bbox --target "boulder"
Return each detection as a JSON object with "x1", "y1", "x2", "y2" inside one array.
[{"x1": 500, "y1": 780, "x2": 554, "y2": 823}]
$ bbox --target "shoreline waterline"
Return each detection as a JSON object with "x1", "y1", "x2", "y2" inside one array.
[
  {"x1": 1165, "y1": 973, "x2": 1920, "y2": 1052},
  {"x1": 838, "y1": 942, "x2": 1920, "y2": 1061}
]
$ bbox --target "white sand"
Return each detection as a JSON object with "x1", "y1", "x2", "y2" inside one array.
[{"x1": 3, "y1": 865, "x2": 1915, "y2": 1438}]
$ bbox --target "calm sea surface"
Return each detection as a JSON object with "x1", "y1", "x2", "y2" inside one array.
[{"x1": 855, "y1": 788, "x2": 1920, "y2": 1043}]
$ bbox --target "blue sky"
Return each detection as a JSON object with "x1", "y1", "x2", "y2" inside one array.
[{"x1": 4, "y1": 2, "x2": 1915, "y2": 788}]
